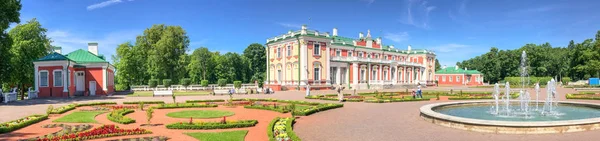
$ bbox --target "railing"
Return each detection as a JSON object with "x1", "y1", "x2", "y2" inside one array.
[
  {"x1": 331, "y1": 56, "x2": 425, "y2": 67},
  {"x1": 309, "y1": 80, "x2": 330, "y2": 85}
]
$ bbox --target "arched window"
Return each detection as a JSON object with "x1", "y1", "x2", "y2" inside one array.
[{"x1": 313, "y1": 62, "x2": 321, "y2": 81}]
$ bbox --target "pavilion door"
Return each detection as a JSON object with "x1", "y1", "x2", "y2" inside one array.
[{"x1": 75, "y1": 71, "x2": 85, "y2": 92}]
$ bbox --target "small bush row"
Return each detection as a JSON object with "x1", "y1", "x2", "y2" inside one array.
[
  {"x1": 244, "y1": 105, "x2": 291, "y2": 113},
  {"x1": 566, "y1": 94, "x2": 600, "y2": 100},
  {"x1": 76, "y1": 102, "x2": 117, "y2": 107},
  {"x1": 185, "y1": 99, "x2": 225, "y2": 103},
  {"x1": 153, "y1": 103, "x2": 218, "y2": 109},
  {"x1": 107, "y1": 109, "x2": 135, "y2": 124},
  {"x1": 364, "y1": 98, "x2": 429, "y2": 103},
  {"x1": 293, "y1": 103, "x2": 343, "y2": 116},
  {"x1": 123, "y1": 101, "x2": 165, "y2": 104},
  {"x1": 269, "y1": 117, "x2": 301, "y2": 141},
  {"x1": 166, "y1": 120, "x2": 258, "y2": 130},
  {"x1": 0, "y1": 115, "x2": 48, "y2": 134}
]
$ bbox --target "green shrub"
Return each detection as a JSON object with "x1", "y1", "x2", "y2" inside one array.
[
  {"x1": 562, "y1": 77, "x2": 571, "y2": 85},
  {"x1": 115, "y1": 84, "x2": 129, "y2": 91},
  {"x1": 123, "y1": 101, "x2": 165, "y2": 104},
  {"x1": 233, "y1": 81, "x2": 242, "y2": 89},
  {"x1": 163, "y1": 79, "x2": 172, "y2": 88},
  {"x1": 185, "y1": 99, "x2": 225, "y2": 103},
  {"x1": 293, "y1": 103, "x2": 343, "y2": 116},
  {"x1": 200, "y1": 80, "x2": 209, "y2": 87},
  {"x1": 76, "y1": 102, "x2": 117, "y2": 107},
  {"x1": 107, "y1": 109, "x2": 135, "y2": 124},
  {"x1": 49, "y1": 104, "x2": 77, "y2": 114},
  {"x1": 285, "y1": 118, "x2": 301, "y2": 141},
  {"x1": 149, "y1": 79, "x2": 159, "y2": 88},
  {"x1": 0, "y1": 115, "x2": 48, "y2": 133},
  {"x1": 46, "y1": 105, "x2": 54, "y2": 115},
  {"x1": 153, "y1": 103, "x2": 218, "y2": 109},
  {"x1": 267, "y1": 117, "x2": 280, "y2": 141},
  {"x1": 364, "y1": 98, "x2": 429, "y2": 103},
  {"x1": 181, "y1": 78, "x2": 191, "y2": 87},
  {"x1": 166, "y1": 120, "x2": 258, "y2": 129},
  {"x1": 504, "y1": 77, "x2": 553, "y2": 86},
  {"x1": 217, "y1": 79, "x2": 227, "y2": 87},
  {"x1": 244, "y1": 105, "x2": 290, "y2": 113}
]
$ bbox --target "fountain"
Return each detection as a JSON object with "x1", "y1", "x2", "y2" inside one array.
[{"x1": 420, "y1": 51, "x2": 600, "y2": 134}]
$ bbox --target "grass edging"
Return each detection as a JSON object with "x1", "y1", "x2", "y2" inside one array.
[
  {"x1": 107, "y1": 109, "x2": 135, "y2": 124},
  {"x1": 0, "y1": 114, "x2": 48, "y2": 134},
  {"x1": 166, "y1": 120, "x2": 258, "y2": 130}
]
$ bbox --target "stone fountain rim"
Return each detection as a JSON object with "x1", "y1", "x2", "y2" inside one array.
[{"x1": 420, "y1": 100, "x2": 600, "y2": 127}]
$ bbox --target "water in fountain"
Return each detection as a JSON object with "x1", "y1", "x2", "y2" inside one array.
[
  {"x1": 504, "y1": 82, "x2": 511, "y2": 115},
  {"x1": 542, "y1": 79, "x2": 560, "y2": 116},
  {"x1": 491, "y1": 83, "x2": 501, "y2": 114},
  {"x1": 535, "y1": 83, "x2": 540, "y2": 111},
  {"x1": 518, "y1": 51, "x2": 531, "y2": 114}
]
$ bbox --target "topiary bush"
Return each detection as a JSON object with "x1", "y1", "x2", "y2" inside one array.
[
  {"x1": 107, "y1": 109, "x2": 135, "y2": 124},
  {"x1": 163, "y1": 79, "x2": 172, "y2": 88},
  {"x1": 166, "y1": 120, "x2": 258, "y2": 130},
  {"x1": 181, "y1": 78, "x2": 191, "y2": 87},
  {"x1": 148, "y1": 79, "x2": 159, "y2": 88},
  {"x1": 217, "y1": 79, "x2": 227, "y2": 87},
  {"x1": 200, "y1": 80, "x2": 209, "y2": 87},
  {"x1": 233, "y1": 81, "x2": 242, "y2": 89}
]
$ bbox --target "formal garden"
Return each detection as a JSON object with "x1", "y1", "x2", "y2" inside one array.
[{"x1": 0, "y1": 98, "x2": 343, "y2": 141}]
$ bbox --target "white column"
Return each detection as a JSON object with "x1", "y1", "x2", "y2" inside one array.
[
  {"x1": 412, "y1": 67, "x2": 415, "y2": 84},
  {"x1": 403, "y1": 66, "x2": 407, "y2": 84},
  {"x1": 352, "y1": 63, "x2": 358, "y2": 86},
  {"x1": 367, "y1": 64, "x2": 371, "y2": 83},
  {"x1": 335, "y1": 67, "x2": 341, "y2": 85},
  {"x1": 300, "y1": 42, "x2": 307, "y2": 85},
  {"x1": 102, "y1": 66, "x2": 108, "y2": 91},
  {"x1": 379, "y1": 64, "x2": 382, "y2": 81},
  {"x1": 34, "y1": 65, "x2": 39, "y2": 92},
  {"x1": 63, "y1": 65, "x2": 68, "y2": 92},
  {"x1": 388, "y1": 66, "x2": 391, "y2": 82},
  {"x1": 326, "y1": 45, "x2": 330, "y2": 85}
]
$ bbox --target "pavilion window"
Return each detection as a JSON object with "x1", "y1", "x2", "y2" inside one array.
[
  {"x1": 53, "y1": 70, "x2": 63, "y2": 87},
  {"x1": 449, "y1": 76, "x2": 453, "y2": 82},
  {"x1": 40, "y1": 71, "x2": 48, "y2": 87},
  {"x1": 348, "y1": 51, "x2": 353, "y2": 57},
  {"x1": 313, "y1": 44, "x2": 320, "y2": 55},
  {"x1": 336, "y1": 49, "x2": 341, "y2": 56},
  {"x1": 442, "y1": 76, "x2": 446, "y2": 82},
  {"x1": 277, "y1": 48, "x2": 282, "y2": 58},
  {"x1": 287, "y1": 45, "x2": 291, "y2": 56}
]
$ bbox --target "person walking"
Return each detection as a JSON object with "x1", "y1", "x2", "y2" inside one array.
[
  {"x1": 417, "y1": 85, "x2": 423, "y2": 98},
  {"x1": 337, "y1": 84, "x2": 345, "y2": 102}
]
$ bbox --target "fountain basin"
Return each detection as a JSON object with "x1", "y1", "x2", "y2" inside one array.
[{"x1": 420, "y1": 100, "x2": 600, "y2": 134}]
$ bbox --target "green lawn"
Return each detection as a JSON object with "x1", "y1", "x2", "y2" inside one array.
[
  {"x1": 166, "y1": 110, "x2": 235, "y2": 119},
  {"x1": 53, "y1": 111, "x2": 105, "y2": 123},
  {"x1": 128, "y1": 91, "x2": 211, "y2": 97},
  {"x1": 185, "y1": 130, "x2": 248, "y2": 141}
]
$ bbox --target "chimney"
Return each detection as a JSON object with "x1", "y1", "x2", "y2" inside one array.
[
  {"x1": 455, "y1": 66, "x2": 459, "y2": 70},
  {"x1": 88, "y1": 43, "x2": 99, "y2": 55},
  {"x1": 53, "y1": 46, "x2": 62, "y2": 54},
  {"x1": 301, "y1": 24, "x2": 307, "y2": 35},
  {"x1": 359, "y1": 32, "x2": 364, "y2": 38},
  {"x1": 325, "y1": 32, "x2": 330, "y2": 37},
  {"x1": 443, "y1": 65, "x2": 447, "y2": 69},
  {"x1": 332, "y1": 28, "x2": 338, "y2": 36},
  {"x1": 366, "y1": 29, "x2": 371, "y2": 38},
  {"x1": 407, "y1": 45, "x2": 412, "y2": 51},
  {"x1": 376, "y1": 37, "x2": 382, "y2": 44}
]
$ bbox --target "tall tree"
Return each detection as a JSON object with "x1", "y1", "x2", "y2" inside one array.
[
  {"x1": 188, "y1": 47, "x2": 214, "y2": 83},
  {"x1": 434, "y1": 59, "x2": 441, "y2": 71},
  {"x1": 8, "y1": 18, "x2": 51, "y2": 98},
  {"x1": 0, "y1": 0, "x2": 22, "y2": 87},
  {"x1": 141, "y1": 24, "x2": 190, "y2": 83},
  {"x1": 112, "y1": 42, "x2": 136, "y2": 90},
  {"x1": 243, "y1": 43, "x2": 266, "y2": 83}
]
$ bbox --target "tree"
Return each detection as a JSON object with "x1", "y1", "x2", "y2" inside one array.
[
  {"x1": 112, "y1": 42, "x2": 136, "y2": 90},
  {"x1": 188, "y1": 47, "x2": 214, "y2": 83},
  {"x1": 141, "y1": 24, "x2": 189, "y2": 84},
  {"x1": 243, "y1": 43, "x2": 266, "y2": 84},
  {"x1": 0, "y1": 0, "x2": 22, "y2": 86},
  {"x1": 146, "y1": 108, "x2": 154, "y2": 125},
  {"x1": 8, "y1": 18, "x2": 51, "y2": 99},
  {"x1": 434, "y1": 59, "x2": 441, "y2": 71}
]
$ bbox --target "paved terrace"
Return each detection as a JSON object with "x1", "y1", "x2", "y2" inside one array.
[{"x1": 2, "y1": 87, "x2": 600, "y2": 141}]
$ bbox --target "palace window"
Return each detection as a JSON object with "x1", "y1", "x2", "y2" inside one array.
[
  {"x1": 360, "y1": 69, "x2": 366, "y2": 81},
  {"x1": 313, "y1": 43, "x2": 320, "y2": 55},
  {"x1": 40, "y1": 71, "x2": 48, "y2": 87},
  {"x1": 375, "y1": 54, "x2": 379, "y2": 59},
  {"x1": 336, "y1": 49, "x2": 341, "y2": 56},
  {"x1": 348, "y1": 51, "x2": 353, "y2": 57},
  {"x1": 277, "y1": 48, "x2": 281, "y2": 58},
  {"x1": 383, "y1": 70, "x2": 388, "y2": 80},
  {"x1": 358, "y1": 52, "x2": 363, "y2": 58},
  {"x1": 449, "y1": 76, "x2": 453, "y2": 82},
  {"x1": 367, "y1": 54, "x2": 371, "y2": 58},
  {"x1": 53, "y1": 70, "x2": 63, "y2": 87},
  {"x1": 384, "y1": 55, "x2": 388, "y2": 60},
  {"x1": 442, "y1": 76, "x2": 446, "y2": 82},
  {"x1": 457, "y1": 76, "x2": 461, "y2": 82},
  {"x1": 314, "y1": 67, "x2": 320, "y2": 81},
  {"x1": 392, "y1": 56, "x2": 396, "y2": 60},
  {"x1": 287, "y1": 45, "x2": 291, "y2": 56}
]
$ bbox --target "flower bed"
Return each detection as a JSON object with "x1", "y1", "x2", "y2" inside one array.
[
  {"x1": 122, "y1": 101, "x2": 165, "y2": 104},
  {"x1": 293, "y1": 103, "x2": 343, "y2": 116},
  {"x1": 185, "y1": 99, "x2": 226, "y2": 103},
  {"x1": 25, "y1": 124, "x2": 93, "y2": 140},
  {"x1": 244, "y1": 105, "x2": 291, "y2": 113},
  {"x1": 153, "y1": 103, "x2": 218, "y2": 109},
  {"x1": 166, "y1": 120, "x2": 258, "y2": 130},
  {"x1": 106, "y1": 105, "x2": 138, "y2": 110},
  {"x1": 363, "y1": 98, "x2": 429, "y2": 103},
  {"x1": 0, "y1": 115, "x2": 48, "y2": 134},
  {"x1": 106, "y1": 136, "x2": 169, "y2": 141},
  {"x1": 107, "y1": 109, "x2": 135, "y2": 124},
  {"x1": 49, "y1": 104, "x2": 77, "y2": 114},
  {"x1": 269, "y1": 117, "x2": 300, "y2": 141},
  {"x1": 34, "y1": 125, "x2": 151, "y2": 141},
  {"x1": 79, "y1": 106, "x2": 110, "y2": 111}
]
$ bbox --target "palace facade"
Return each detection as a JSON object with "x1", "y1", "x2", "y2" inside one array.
[{"x1": 265, "y1": 25, "x2": 436, "y2": 90}]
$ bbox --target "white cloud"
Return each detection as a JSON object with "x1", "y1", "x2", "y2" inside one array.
[
  {"x1": 399, "y1": 0, "x2": 436, "y2": 29},
  {"x1": 87, "y1": 0, "x2": 135, "y2": 11},
  {"x1": 276, "y1": 22, "x2": 302, "y2": 29},
  {"x1": 384, "y1": 32, "x2": 410, "y2": 43},
  {"x1": 430, "y1": 43, "x2": 469, "y2": 53}
]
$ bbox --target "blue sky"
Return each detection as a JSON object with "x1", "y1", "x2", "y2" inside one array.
[{"x1": 15, "y1": 0, "x2": 600, "y2": 66}]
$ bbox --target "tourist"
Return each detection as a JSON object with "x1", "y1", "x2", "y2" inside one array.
[
  {"x1": 306, "y1": 84, "x2": 311, "y2": 96},
  {"x1": 412, "y1": 90, "x2": 416, "y2": 99},
  {"x1": 337, "y1": 84, "x2": 345, "y2": 102},
  {"x1": 417, "y1": 85, "x2": 423, "y2": 98}
]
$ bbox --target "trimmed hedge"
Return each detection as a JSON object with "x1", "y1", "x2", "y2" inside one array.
[
  {"x1": 293, "y1": 103, "x2": 343, "y2": 116},
  {"x1": 217, "y1": 79, "x2": 227, "y2": 87},
  {"x1": 284, "y1": 118, "x2": 301, "y2": 141},
  {"x1": 123, "y1": 101, "x2": 165, "y2": 104},
  {"x1": 181, "y1": 78, "x2": 192, "y2": 87},
  {"x1": 153, "y1": 103, "x2": 218, "y2": 109},
  {"x1": 149, "y1": 79, "x2": 159, "y2": 88},
  {"x1": 166, "y1": 120, "x2": 258, "y2": 129},
  {"x1": 107, "y1": 109, "x2": 135, "y2": 124},
  {"x1": 77, "y1": 102, "x2": 117, "y2": 107},
  {"x1": 566, "y1": 93, "x2": 600, "y2": 100},
  {"x1": 244, "y1": 105, "x2": 291, "y2": 113},
  {"x1": 200, "y1": 80, "x2": 209, "y2": 87},
  {"x1": 0, "y1": 114, "x2": 48, "y2": 133},
  {"x1": 185, "y1": 99, "x2": 225, "y2": 103},
  {"x1": 49, "y1": 104, "x2": 77, "y2": 114},
  {"x1": 233, "y1": 81, "x2": 242, "y2": 89},
  {"x1": 364, "y1": 98, "x2": 429, "y2": 103},
  {"x1": 267, "y1": 117, "x2": 280, "y2": 141},
  {"x1": 505, "y1": 77, "x2": 553, "y2": 86},
  {"x1": 163, "y1": 79, "x2": 172, "y2": 88}
]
